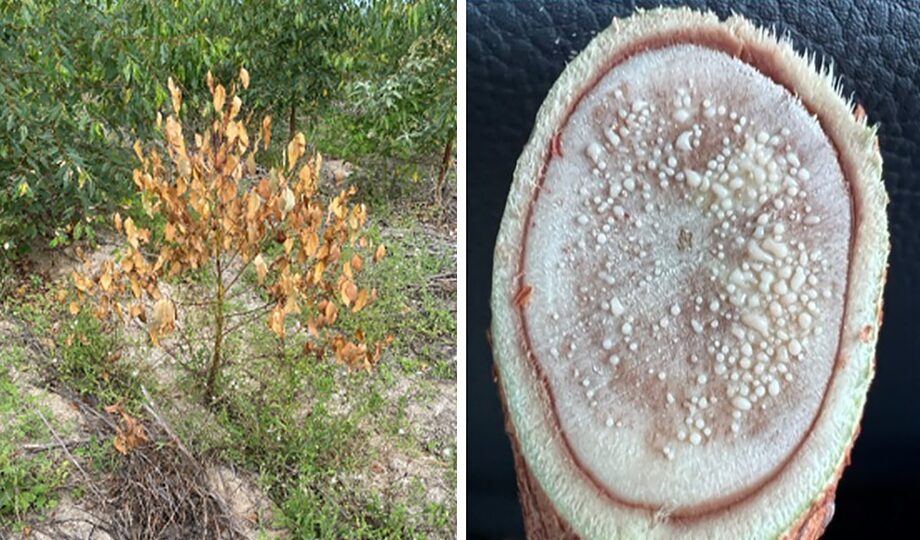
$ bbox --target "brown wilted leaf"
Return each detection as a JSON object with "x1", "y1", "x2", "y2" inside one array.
[
  {"x1": 68, "y1": 301, "x2": 80, "y2": 315},
  {"x1": 302, "y1": 230, "x2": 319, "y2": 258},
  {"x1": 246, "y1": 192, "x2": 261, "y2": 221},
  {"x1": 165, "y1": 116, "x2": 184, "y2": 150},
  {"x1": 230, "y1": 95, "x2": 242, "y2": 120},
  {"x1": 150, "y1": 297, "x2": 176, "y2": 345},
  {"x1": 112, "y1": 409, "x2": 148, "y2": 456},
  {"x1": 72, "y1": 271, "x2": 92, "y2": 293},
  {"x1": 342, "y1": 281, "x2": 358, "y2": 305},
  {"x1": 240, "y1": 66, "x2": 250, "y2": 89},
  {"x1": 374, "y1": 244, "x2": 386, "y2": 262},
  {"x1": 262, "y1": 116, "x2": 272, "y2": 148},
  {"x1": 298, "y1": 163, "x2": 315, "y2": 195},
  {"x1": 104, "y1": 402, "x2": 123, "y2": 415},
  {"x1": 312, "y1": 261, "x2": 325, "y2": 284},
  {"x1": 324, "y1": 301, "x2": 338, "y2": 324},
  {"x1": 287, "y1": 133, "x2": 306, "y2": 171},
  {"x1": 213, "y1": 84, "x2": 226, "y2": 113},
  {"x1": 254, "y1": 254, "x2": 268, "y2": 284},
  {"x1": 284, "y1": 294, "x2": 300, "y2": 315},
  {"x1": 99, "y1": 270, "x2": 113, "y2": 292},
  {"x1": 226, "y1": 120, "x2": 239, "y2": 143},
  {"x1": 268, "y1": 305, "x2": 285, "y2": 337},
  {"x1": 353, "y1": 289, "x2": 369, "y2": 312},
  {"x1": 130, "y1": 303, "x2": 145, "y2": 322},
  {"x1": 282, "y1": 187, "x2": 295, "y2": 213},
  {"x1": 168, "y1": 77, "x2": 182, "y2": 115}
]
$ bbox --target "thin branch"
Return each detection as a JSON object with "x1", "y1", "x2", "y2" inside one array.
[
  {"x1": 36, "y1": 409, "x2": 102, "y2": 498},
  {"x1": 224, "y1": 300, "x2": 274, "y2": 320},
  {"x1": 140, "y1": 386, "x2": 194, "y2": 462},
  {"x1": 20, "y1": 438, "x2": 91, "y2": 452},
  {"x1": 223, "y1": 255, "x2": 254, "y2": 294},
  {"x1": 220, "y1": 306, "x2": 274, "y2": 338}
]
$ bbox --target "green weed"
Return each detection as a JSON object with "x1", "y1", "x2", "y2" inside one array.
[{"x1": 0, "y1": 369, "x2": 68, "y2": 530}]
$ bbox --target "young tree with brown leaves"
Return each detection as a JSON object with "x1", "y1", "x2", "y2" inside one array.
[{"x1": 70, "y1": 69, "x2": 389, "y2": 403}]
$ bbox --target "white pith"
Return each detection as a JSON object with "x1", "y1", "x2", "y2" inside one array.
[{"x1": 525, "y1": 43, "x2": 849, "y2": 509}]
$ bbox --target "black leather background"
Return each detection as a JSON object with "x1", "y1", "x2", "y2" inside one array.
[{"x1": 467, "y1": 1, "x2": 920, "y2": 538}]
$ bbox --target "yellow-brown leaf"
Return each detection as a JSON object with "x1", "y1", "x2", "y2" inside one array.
[
  {"x1": 213, "y1": 84, "x2": 226, "y2": 113},
  {"x1": 240, "y1": 67, "x2": 250, "y2": 89},
  {"x1": 282, "y1": 187, "x2": 295, "y2": 213},
  {"x1": 168, "y1": 77, "x2": 182, "y2": 115},
  {"x1": 353, "y1": 289, "x2": 369, "y2": 312},
  {"x1": 99, "y1": 270, "x2": 113, "y2": 292},
  {"x1": 302, "y1": 231, "x2": 319, "y2": 258},
  {"x1": 123, "y1": 217, "x2": 138, "y2": 248},
  {"x1": 230, "y1": 95, "x2": 242, "y2": 120},
  {"x1": 343, "y1": 281, "x2": 358, "y2": 303},
  {"x1": 287, "y1": 133, "x2": 306, "y2": 171},
  {"x1": 268, "y1": 306, "x2": 285, "y2": 337},
  {"x1": 246, "y1": 192, "x2": 261, "y2": 221},
  {"x1": 261, "y1": 116, "x2": 272, "y2": 149},
  {"x1": 226, "y1": 120, "x2": 239, "y2": 143},
  {"x1": 151, "y1": 297, "x2": 176, "y2": 343},
  {"x1": 253, "y1": 254, "x2": 268, "y2": 284},
  {"x1": 312, "y1": 261, "x2": 325, "y2": 283},
  {"x1": 325, "y1": 301, "x2": 338, "y2": 324}
]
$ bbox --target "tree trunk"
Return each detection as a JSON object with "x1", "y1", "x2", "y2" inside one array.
[
  {"x1": 205, "y1": 255, "x2": 224, "y2": 403},
  {"x1": 435, "y1": 135, "x2": 454, "y2": 208},
  {"x1": 288, "y1": 100, "x2": 297, "y2": 144}
]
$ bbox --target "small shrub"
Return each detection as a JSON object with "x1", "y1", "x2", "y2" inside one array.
[{"x1": 70, "y1": 69, "x2": 389, "y2": 403}]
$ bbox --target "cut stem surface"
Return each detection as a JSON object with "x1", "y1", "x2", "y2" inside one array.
[{"x1": 492, "y1": 8, "x2": 888, "y2": 540}]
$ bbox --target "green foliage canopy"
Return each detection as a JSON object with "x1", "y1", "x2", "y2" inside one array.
[{"x1": 0, "y1": 0, "x2": 455, "y2": 258}]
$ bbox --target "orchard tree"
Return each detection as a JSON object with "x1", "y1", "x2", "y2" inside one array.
[
  {"x1": 232, "y1": 0, "x2": 355, "y2": 143},
  {"x1": 338, "y1": 0, "x2": 456, "y2": 201}
]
